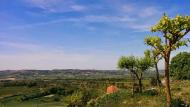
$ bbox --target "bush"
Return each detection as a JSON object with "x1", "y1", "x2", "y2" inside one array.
[
  {"x1": 53, "y1": 95, "x2": 60, "y2": 101},
  {"x1": 150, "y1": 77, "x2": 157, "y2": 86},
  {"x1": 66, "y1": 91, "x2": 84, "y2": 107},
  {"x1": 143, "y1": 89, "x2": 158, "y2": 96},
  {"x1": 48, "y1": 87, "x2": 74, "y2": 96},
  {"x1": 20, "y1": 91, "x2": 50, "y2": 101},
  {"x1": 171, "y1": 98, "x2": 189, "y2": 107},
  {"x1": 65, "y1": 88, "x2": 100, "y2": 107}
]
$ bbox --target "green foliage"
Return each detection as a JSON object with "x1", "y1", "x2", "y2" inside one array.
[
  {"x1": 144, "y1": 36, "x2": 164, "y2": 54},
  {"x1": 65, "y1": 88, "x2": 100, "y2": 107},
  {"x1": 145, "y1": 14, "x2": 190, "y2": 57},
  {"x1": 65, "y1": 91, "x2": 84, "y2": 107},
  {"x1": 151, "y1": 15, "x2": 190, "y2": 34},
  {"x1": 136, "y1": 56, "x2": 152, "y2": 72},
  {"x1": 118, "y1": 54, "x2": 152, "y2": 73},
  {"x1": 117, "y1": 56, "x2": 136, "y2": 70},
  {"x1": 144, "y1": 49, "x2": 162, "y2": 63},
  {"x1": 170, "y1": 52, "x2": 190, "y2": 80}
]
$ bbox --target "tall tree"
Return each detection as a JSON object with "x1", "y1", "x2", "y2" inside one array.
[{"x1": 144, "y1": 14, "x2": 190, "y2": 107}]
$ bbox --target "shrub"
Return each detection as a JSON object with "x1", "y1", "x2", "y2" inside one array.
[
  {"x1": 65, "y1": 88, "x2": 100, "y2": 107},
  {"x1": 150, "y1": 77, "x2": 157, "y2": 86},
  {"x1": 87, "y1": 89, "x2": 129, "y2": 107},
  {"x1": 65, "y1": 91, "x2": 84, "y2": 107},
  {"x1": 20, "y1": 91, "x2": 50, "y2": 101},
  {"x1": 143, "y1": 89, "x2": 158, "y2": 96},
  {"x1": 53, "y1": 95, "x2": 60, "y2": 102},
  {"x1": 171, "y1": 98, "x2": 189, "y2": 107}
]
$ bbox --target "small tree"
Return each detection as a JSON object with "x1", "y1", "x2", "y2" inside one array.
[
  {"x1": 144, "y1": 14, "x2": 190, "y2": 107},
  {"x1": 145, "y1": 49, "x2": 162, "y2": 86},
  {"x1": 136, "y1": 52, "x2": 153, "y2": 92},
  {"x1": 118, "y1": 56, "x2": 137, "y2": 94},
  {"x1": 118, "y1": 54, "x2": 152, "y2": 93}
]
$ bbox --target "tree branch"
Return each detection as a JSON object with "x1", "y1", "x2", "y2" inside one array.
[
  {"x1": 133, "y1": 71, "x2": 140, "y2": 80},
  {"x1": 183, "y1": 29, "x2": 190, "y2": 37},
  {"x1": 152, "y1": 45, "x2": 165, "y2": 57}
]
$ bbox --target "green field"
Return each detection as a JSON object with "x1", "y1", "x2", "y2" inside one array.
[{"x1": 1, "y1": 101, "x2": 62, "y2": 107}]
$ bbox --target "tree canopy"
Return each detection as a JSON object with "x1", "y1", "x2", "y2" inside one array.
[
  {"x1": 145, "y1": 15, "x2": 190, "y2": 57},
  {"x1": 118, "y1": 56, "x2": 136, "y2": 71},
  {"x1": 170, "y1": 52, "x2": 190, "y2": 80}
]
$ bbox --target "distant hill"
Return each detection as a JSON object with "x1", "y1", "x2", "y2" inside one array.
[{"x1": 0, "y1": 69, "x2": 164, "y2": 80}]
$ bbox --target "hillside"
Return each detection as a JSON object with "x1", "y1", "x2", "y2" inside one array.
[{"x1": 0, "y1": 69, "x2": 164, "y2": 80}]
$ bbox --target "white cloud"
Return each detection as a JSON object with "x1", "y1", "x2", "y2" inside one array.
[
  {"x1": 10, "y1": 2, "x2": 162, "y2": 32},
  {"x1": 121, "y1": 4, "x2": 161, "y2": 18},
  {"x1": 70, "y1": 4, "x2": 86, "y2": 11},
  {"x1": 77, "y1": 15, "x2": 136, "y2": 22},
  {"x1": 24, "y1": 0, "x2": 86, "y2": 13},
  {"x1": 8, "y1": 15, "x2": 136, "y2": 30},
  {"x1": 119, "y1": 4, "x2": 162, "y2": 31},
  {"x1": 138, "y1": 7, "x2": 161, "y2": 18},
  {"x1": 7, "y1": 0, "x2": 163, "y2": 32},
  {"x1": 122, "y1": 4, "x2": 134, "y2": 13},
  {"x1": 126, "y1": 23, "x2": 151, "y2": 32}
]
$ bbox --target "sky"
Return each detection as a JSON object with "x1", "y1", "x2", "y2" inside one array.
[{"x1": 0, "y1": 0, "x2": 190, "y2": 70}]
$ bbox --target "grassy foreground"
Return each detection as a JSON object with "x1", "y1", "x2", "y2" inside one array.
[
  {"x1": 118, "y1": 80, "x2": 190, "y2": 107},
  {"x1": 0, "y1": 79, "x2": 190, "y2": 107}
]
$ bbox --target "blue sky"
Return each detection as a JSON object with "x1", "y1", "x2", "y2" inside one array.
[{"x1": 0, "y1": 0, "x2": 190, "y2": 70}]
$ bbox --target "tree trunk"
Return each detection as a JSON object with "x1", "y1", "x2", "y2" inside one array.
[
  {"x1": 138, "y1": 79, "x2": 142, "y2": 93},
  {"x1": 165, "y1": 57, "x2": 171, "y2": 107},
  {"x1": 130, "y1": 70, "x2": 135, "y2": 96},
  {"x1": 155, "y1": 62, "x2": 161, "y2": 86}
]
